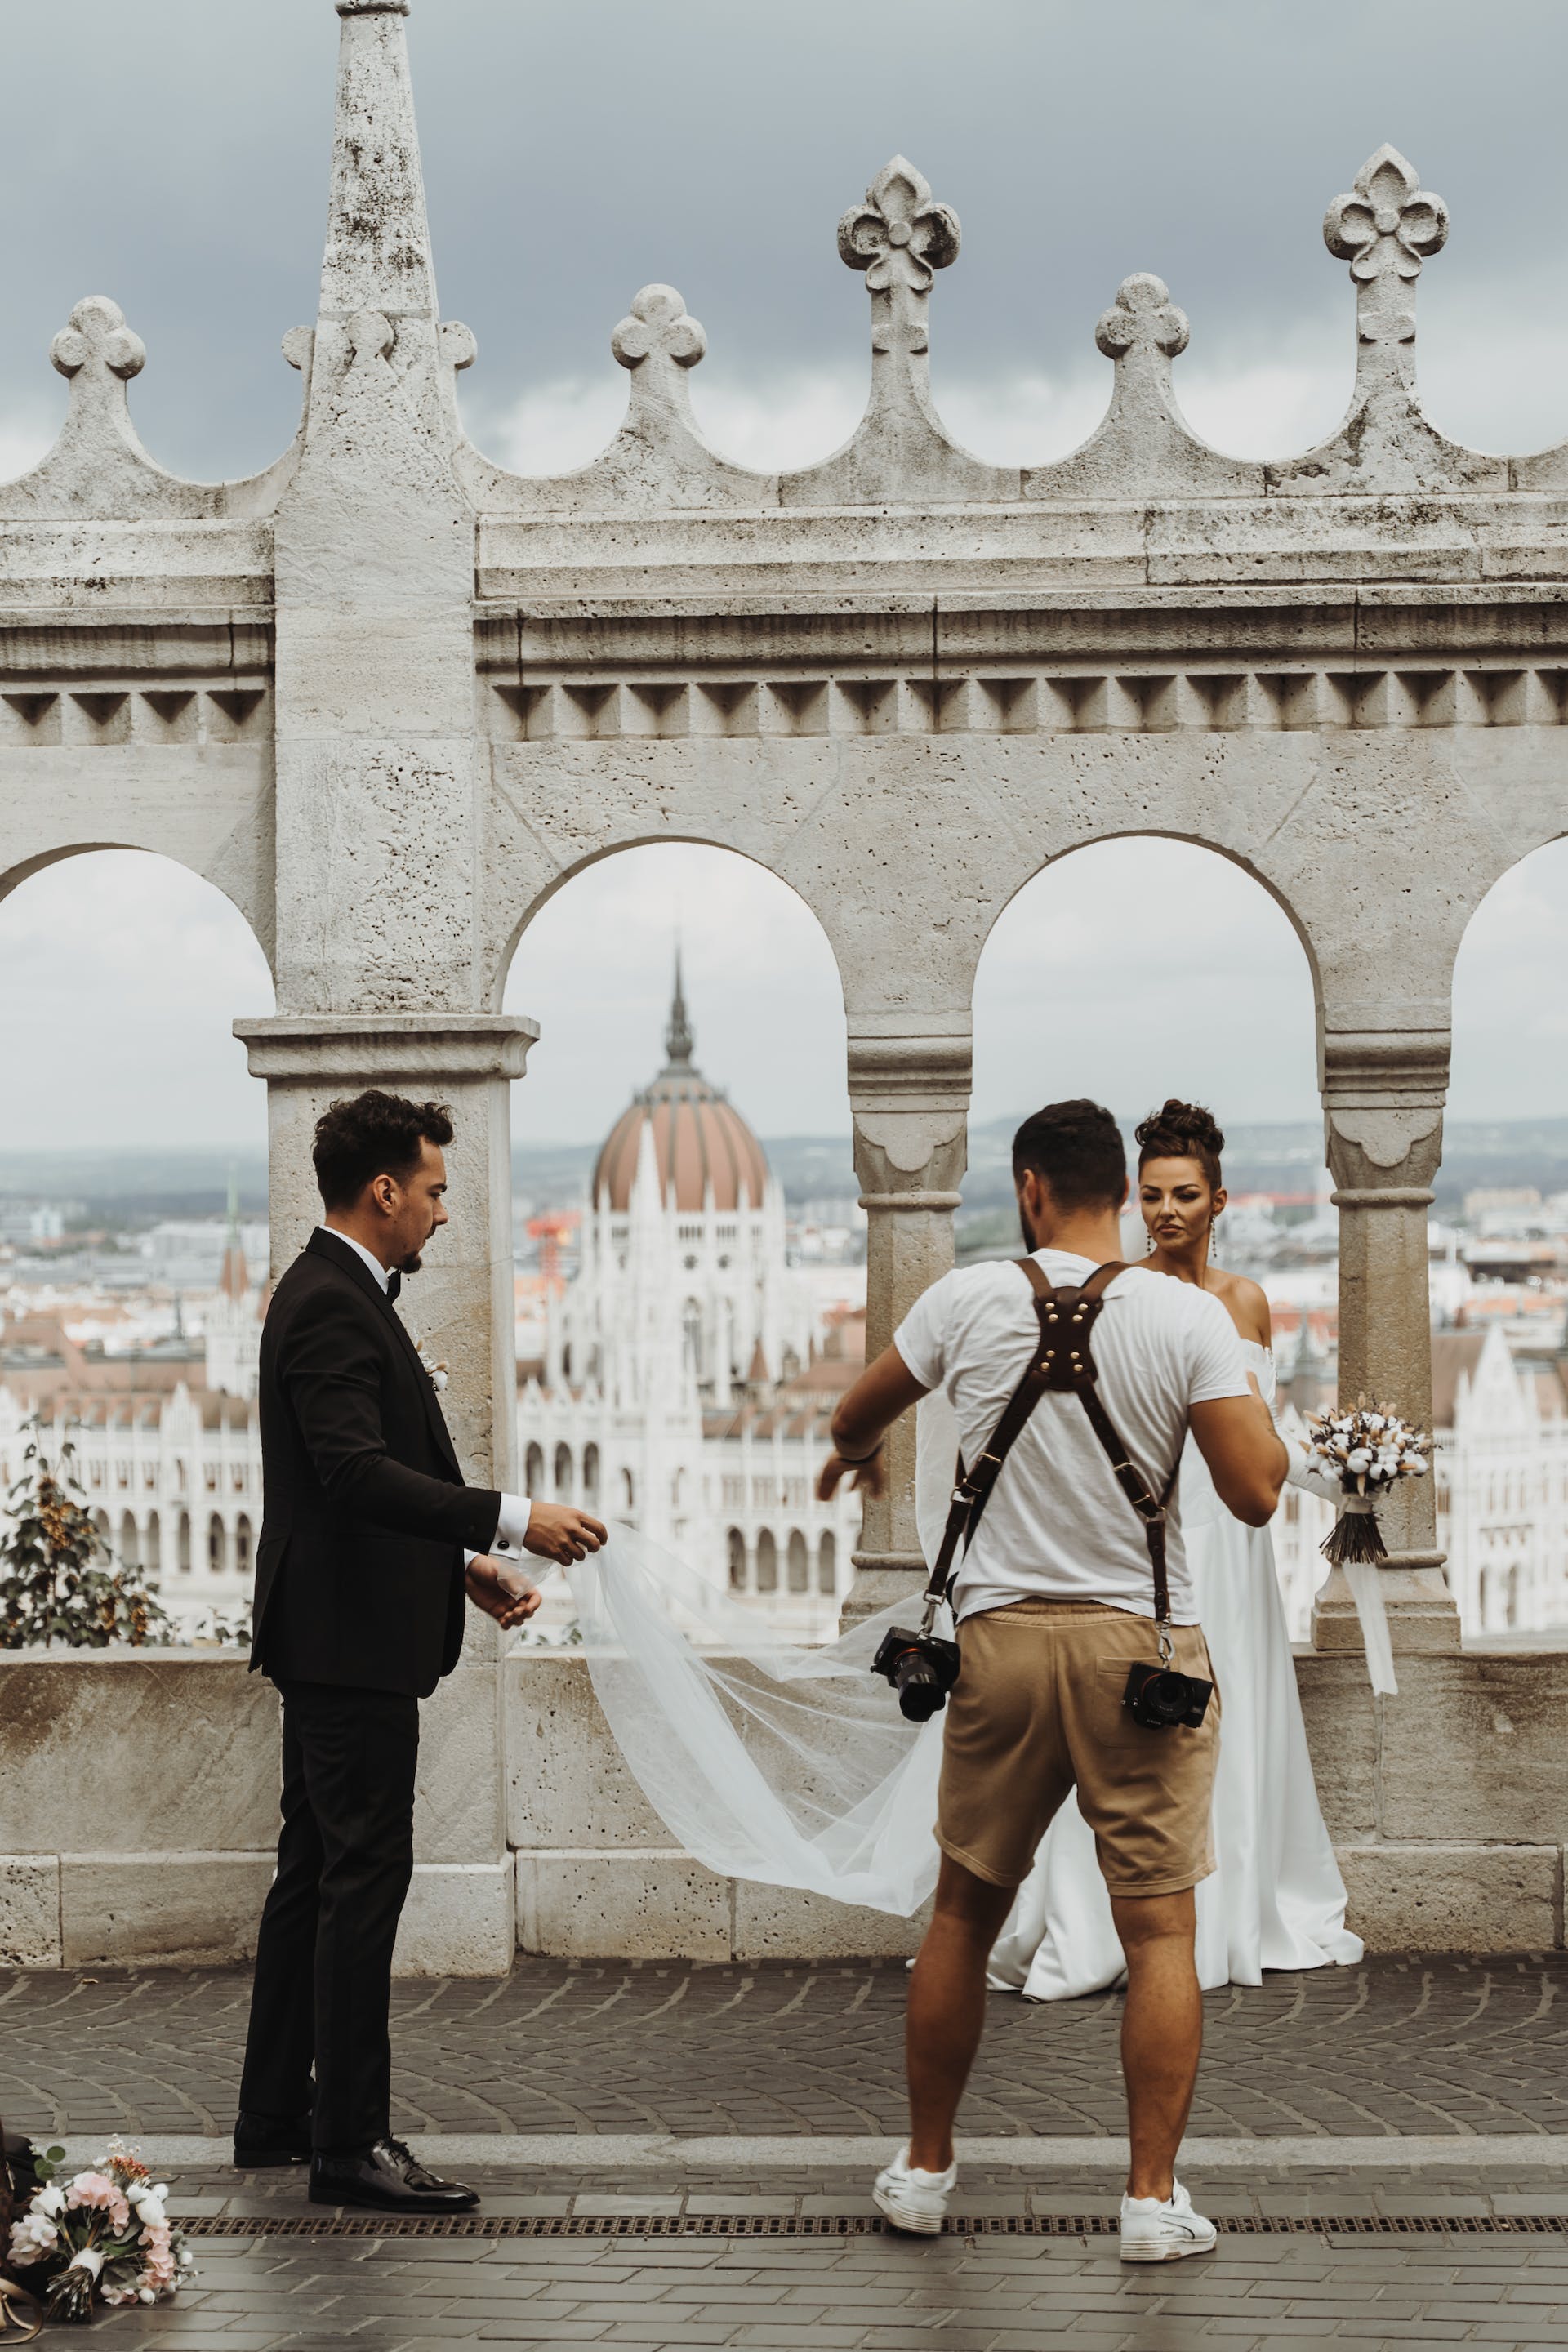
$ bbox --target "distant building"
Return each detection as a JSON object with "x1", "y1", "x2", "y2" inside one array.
[
  {"x1": 519, "y1": 964, "x2": 862, "y2": 1638},
  {"x1": 0, "y1": 1186, "x2": 265, "y2": 1639},
  {"x1": 1272, "y1": 1321, "x2": 1568, "y2": 1640}
]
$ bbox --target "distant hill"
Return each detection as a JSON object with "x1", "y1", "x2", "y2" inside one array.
[{"x1": 4, "y1": 1115, "x2": 1564, "y2": 1225}]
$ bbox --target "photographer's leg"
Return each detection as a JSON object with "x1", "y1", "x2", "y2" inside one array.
[
  {"x1": 1108, "y1": 1888, "x2": 1201, "y2": 2203},
  {"x1": 906, "y1": 1855, "x2": 1017, "y2": 2172}
]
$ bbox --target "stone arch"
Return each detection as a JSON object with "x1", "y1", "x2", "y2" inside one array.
[
  {"x1": 207, "y1": 1512, "x2": 226, "y2": 1573},
  {"x1": 582, "y1": 1443, "x2": 600, "y2": 1508},
  {"x1": 971, "y1": 825, "x2": 1325, "y2": 1019},
  {"x1": 554, "y1": 1442, "x2": 574, "y2": 1499},
  {"x1": 1448, "y1": 835, "x2": 1568, "y2": 1129},
  {"x1": 524, "y1": 1441, "x2": 546, "y2": 1495},
  {"x1": 0, "y1": 840, "x2": 274, "y2": 976},
  {"x1": 0, "y1": 848, "x2": 275, "y2": 1165},
  {"x1": 118, "y1": 1510, "x2": 140, "y2": 1569},
  {"x1": 817, "y1": 1530, "x2": 836, "y2": 1594},
  {"x1": 235, "y1": 1512, "x2": 253, "y2": 1575},
  {"x1": 755, "y1": 1528, "x2": 778, "y2": 1593},
  {"x1": 492, "y1": 833, "x2": 852, "y2": 1020},
  {"x1": 727, "y1": 1527, "x2": 746, "y2": 1590},
  {"x1": 969, "y1": 831, "x2": 1321, "y2": 1152},
  {"x1": 786, "y1": 1529, "x2": 809, "y2": 1592}
]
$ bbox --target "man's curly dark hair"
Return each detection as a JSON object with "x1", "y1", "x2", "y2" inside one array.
[{"x1": 312, "y1": 1090, "x2": 454, "y2": 1211}]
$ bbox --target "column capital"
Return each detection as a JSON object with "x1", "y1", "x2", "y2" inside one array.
[
  {"x1": 234, "y1": 1012, "x2": 539, "y2": 1085},
  {"x1": 1322, "y1": 1026, "x2": 1450, "y2": 1192}
]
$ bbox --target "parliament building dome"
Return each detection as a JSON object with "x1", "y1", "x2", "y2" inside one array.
[{"x1": 592, "y1": 959, "x2": 771, "y2": 1215}]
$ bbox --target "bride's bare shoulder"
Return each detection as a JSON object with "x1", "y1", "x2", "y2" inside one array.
[{"x1": 1207, "y1": 1267, "x2": 1272, "y2": 1347}]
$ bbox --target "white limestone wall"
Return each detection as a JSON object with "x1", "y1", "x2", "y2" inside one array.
[{"x1": 2, "y1": 1648, "x2": 1566, "y2": 1967}]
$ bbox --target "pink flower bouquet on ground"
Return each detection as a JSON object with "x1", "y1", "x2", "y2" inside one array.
[{"x1": 6, "y1": 2140, "x2": 194, "y2": 2323}]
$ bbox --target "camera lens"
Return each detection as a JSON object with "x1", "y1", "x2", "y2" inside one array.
[{"x1": 894, "y1": 1654, "x2": 945, "y2": 1723}]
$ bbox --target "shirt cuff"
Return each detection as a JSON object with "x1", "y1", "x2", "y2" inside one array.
[{"x1": 488, "y1": 1493, "x2": 532, "y2": 1560}]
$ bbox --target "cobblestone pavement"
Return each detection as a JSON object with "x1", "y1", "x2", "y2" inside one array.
[
  {"x1": 9, "y1": 1961, "x2": 1568, "y2": 2344},
  {"x1": 2, "y1": 1953, "x2": 1567, "y2": 2142},
  {"x1": 28, "y1": 2166, "x2": 1568, "y2": 2352}
]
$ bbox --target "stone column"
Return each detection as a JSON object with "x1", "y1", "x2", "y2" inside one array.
[
  {"x1": 1315, "y1": 1027, "x2": 1460, "y2": 1653},
  {"x1": 236, "y1": 1012, "x2": 538, "y2": 1971},
  {"x1": 844, "y1": 1013, "x2": 970, "y2": 1620}
]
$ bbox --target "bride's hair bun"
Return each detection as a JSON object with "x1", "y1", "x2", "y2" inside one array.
[{"x1": 1134, "y1": 1098, "x2": 1224, "y2": 1187}]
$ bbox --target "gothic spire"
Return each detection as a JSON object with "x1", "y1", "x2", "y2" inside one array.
[
  {"x1": 318, "y1": 0, "x2": 438, "y2": 325},
  {"x1": 665, "y1": 947, "x2": 694, "y2": 1070}
]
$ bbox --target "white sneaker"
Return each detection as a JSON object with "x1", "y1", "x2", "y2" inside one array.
[
  {"x1": 872, "y1": 2145, "x2": 956, "y2": 2235},
  {"x1": 1119, "y1": 2177, "x2": 1218, "y2": 2262}
]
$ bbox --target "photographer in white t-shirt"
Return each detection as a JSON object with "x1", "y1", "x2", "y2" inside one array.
[{"x1": 819, "y1": 1100, "x2": 1287, "y2": 2259}]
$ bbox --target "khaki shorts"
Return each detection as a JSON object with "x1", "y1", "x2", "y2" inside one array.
[{"x1": 936, "y1": 1598, "x2": 1220, "y2": 1898}]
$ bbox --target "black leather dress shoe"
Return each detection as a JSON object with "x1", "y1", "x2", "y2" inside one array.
[
  {"x1": 310, "y1": 2137, "x2": 479, "y2": 2213},
  {"x1": 233, "y1": 2109, "x2": 313, "y2": 2168}
]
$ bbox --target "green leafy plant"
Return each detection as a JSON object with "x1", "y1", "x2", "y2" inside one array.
[{"x1": 0, "y1": 1423, "x2": 177, "y2": 1650}]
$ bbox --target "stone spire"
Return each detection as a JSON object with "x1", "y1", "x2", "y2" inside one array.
[
  {"x1": 665, "y1": 948, "x2": 694, "y2": 1071},
  {"x1": 218, "y1": 1165, "x2": 248, "y2": 1303},
  {"x1": 320, "y1": 0, "x2": 437, "y2": 324}
]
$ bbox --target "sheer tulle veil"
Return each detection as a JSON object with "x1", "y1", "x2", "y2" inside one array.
[{"x1": 556, "y1": 1504, "x2": 948, "y2": 1917}]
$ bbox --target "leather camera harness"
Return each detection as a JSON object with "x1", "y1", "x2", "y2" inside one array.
[{"x1": 918, "y1": 1259, "x2": 1181, "y2": 1661}]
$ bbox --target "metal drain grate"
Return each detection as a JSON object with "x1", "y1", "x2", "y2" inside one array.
[{"x1": 180, "y1": 2211, "x2": 1568, "y2": 2241}]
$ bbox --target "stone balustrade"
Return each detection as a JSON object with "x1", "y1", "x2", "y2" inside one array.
[{"x1": 2, "y1": 1646, "x2": 1564, "y2": 1970}]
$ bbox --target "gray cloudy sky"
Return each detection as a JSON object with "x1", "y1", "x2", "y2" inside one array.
[{"x1": 2, "y1": 2, "x2": 1566, "y2": 1150}]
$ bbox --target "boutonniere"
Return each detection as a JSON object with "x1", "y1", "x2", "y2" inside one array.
[{"x1": 414, "y1": 1339, "x2": 449, "y2": 1392}]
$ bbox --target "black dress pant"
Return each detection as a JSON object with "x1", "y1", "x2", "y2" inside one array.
[{"x1": 239, "y1": 1680, "x2": 419, "y2": 2158}]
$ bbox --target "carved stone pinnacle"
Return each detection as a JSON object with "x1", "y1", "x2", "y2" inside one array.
[
  {"x1": 612, "y1": 286, "x2": 706, "y2": 373},
  {"x1": 1095, "y1": 273, "x2": 1189, "y2": 363}
]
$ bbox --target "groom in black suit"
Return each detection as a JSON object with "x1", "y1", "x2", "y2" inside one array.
[{"x1": 235, "y1": 1089, "x2": 606, "y2": 2212}]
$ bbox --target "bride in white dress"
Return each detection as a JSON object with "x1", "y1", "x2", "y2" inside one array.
[{"x1": 986, "y1": 1098, "x2": 1362, "y2": 1999}]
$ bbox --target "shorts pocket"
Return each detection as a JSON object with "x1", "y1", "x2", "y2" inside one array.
[{"x1": 1092, "y1": 1655, "x2": 1170, "y2": 1748}]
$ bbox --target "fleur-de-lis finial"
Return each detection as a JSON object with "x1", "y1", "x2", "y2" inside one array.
[
  {"x1": 1324, "y1": 145, "x2": 1448, "y2": 395},
  {"x1": 838, "y1": 157, "x2": 960, "y2": 371},
  {"x1": 49, "y1": 296, "x2": 147, "y2": 447}
]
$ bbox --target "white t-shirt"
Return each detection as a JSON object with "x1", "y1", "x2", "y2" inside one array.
[{"x1": 894, "y1": 1251, "x2": 1250, "y2": 1625}]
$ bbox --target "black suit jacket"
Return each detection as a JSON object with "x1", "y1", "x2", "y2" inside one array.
[{"x1": 250, "y1": 1229, "x2": 503, "y2": 1698}]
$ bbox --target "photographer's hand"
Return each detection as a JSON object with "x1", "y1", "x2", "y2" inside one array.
[
  {"x1": 817, "y1": 1447, "x2": 886, "y2": 1502},
  {"x1": 819, "y1": 1345, "x2": 931, "y2": 1504}
]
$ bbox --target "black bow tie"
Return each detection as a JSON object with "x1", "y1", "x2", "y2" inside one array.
[{"x1": 385, "y1": 1269, "x2": 403, "y2": 1303}]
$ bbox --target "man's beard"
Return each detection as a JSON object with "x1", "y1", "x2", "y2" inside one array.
[{"x1": 399, "y1": 1250, "x2": 424, "y2": 1275}]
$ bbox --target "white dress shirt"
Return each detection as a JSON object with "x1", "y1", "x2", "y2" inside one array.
[{"x1": 316, "y1": 1226, "x2": 532, "y2": 1564}]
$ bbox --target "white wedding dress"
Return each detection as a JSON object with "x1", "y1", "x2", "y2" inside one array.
[{"x1": 984, "y1": 1339, "x2": 1362, "y2": 1998}]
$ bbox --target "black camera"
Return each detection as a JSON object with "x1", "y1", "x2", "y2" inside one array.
[
  {"x1": 1122, "y1": 1660, "x2": 1213, "y2": 1731},
  {"x1": 871, "y1": 1626, "x2": 962, "y2": 1722}
]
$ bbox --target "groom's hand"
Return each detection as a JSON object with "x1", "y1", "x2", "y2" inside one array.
[
  {"x1": 523, "y1": 1502, "x2": 608, "y2": 1565},
  {"x1": 465, "y1": 1554, "x2": 542, "y2": 1628}
]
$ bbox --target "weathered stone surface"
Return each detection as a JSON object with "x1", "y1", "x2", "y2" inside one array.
[
  {"x1": 733, "y1": 1882, "x2": 929, "y2": 1961},
  {"x1": 393, "y1": 1860, "x2": 513, "y2": 1976},
  {"x1": 0, "y1": 1657, "x2": 279, "y2": 1855},
  {"x1": 517, "y1": 1851, "x2": 732, "y2": 1962},
  {"x1": 505, "y1": 1655, "x2": 670, "y2": 1851},
  {"x1": 0, "y1": 1858, "x2": 60, "y2": 1967},
  {"x1": 60, "y1": 1855, "x2": 274, "y2": 1967},
  {"x1": 1378, "y1": 1655, "x2": 1568, "y2": 1844},
  {"x1": 1294, "y1": 1654, "x2": 1379, "y2": 1842},
  {"x1": 1337, "y1": 1843, "x2": 1560, "y2": 1953}
]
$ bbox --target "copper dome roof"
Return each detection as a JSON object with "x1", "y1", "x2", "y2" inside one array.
[{"x1": 592, "y1": 959, "x2": 770, "y2": 1214}]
